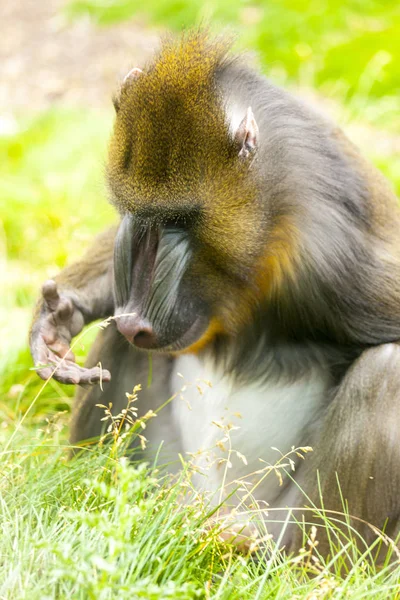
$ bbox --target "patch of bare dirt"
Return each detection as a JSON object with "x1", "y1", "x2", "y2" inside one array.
[{"x1": 0, "y1": 0, "x2": 159, "y2": 111}]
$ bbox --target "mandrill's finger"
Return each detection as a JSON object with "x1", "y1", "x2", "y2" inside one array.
[
  {"x1": 52, "y1": 361, "x2": 112, "y2": 386},
  {"x1": 76, "y1": 366, "x2": 112, "y2": 386},
  {"x1": 36, "y1": 357, "x2": 80, "y2": 384},
  {"x1": 42, "y1": 280, "x2": 60, "y2": 312},
  {"x1": 36, "y1": 365, "x2": 55, "y2": 381},
  {"x1": 32, "y1": 334, "x2": 56, "y2": 373},
  {"x1": 55, "y1": 298, "x2": 74, "y2": 322},
  {"x1": 36, "y1": 360, "x2": 111, "y2": 386}
]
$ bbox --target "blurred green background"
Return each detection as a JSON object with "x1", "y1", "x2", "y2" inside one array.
[{"x1": 1, "y1": 0, "x2": 399, "y2": 425}]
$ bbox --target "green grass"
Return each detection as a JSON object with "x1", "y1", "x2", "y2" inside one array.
[
  {"x1": 2, "y1": 2, "x2": 400, "y2": 596},
  {"x1": 2, "y1": 422, "x2": 400, "y2": 599}
]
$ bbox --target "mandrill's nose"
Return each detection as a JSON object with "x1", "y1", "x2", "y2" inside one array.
[{"x1": 116, "y1": 315, "x2": 157, "y2": 349}]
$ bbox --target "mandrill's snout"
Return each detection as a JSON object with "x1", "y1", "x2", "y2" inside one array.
[
  {"x1": 116, "y1": 314, "x2": 158, "y2": 349},
  {"x1": 113, "y1": 216, "x2": 212, "y2": 352}
]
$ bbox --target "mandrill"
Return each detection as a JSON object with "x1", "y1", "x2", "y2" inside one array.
[{"x1": 30, "y1": 31, "x2": 400, "y2": 553}]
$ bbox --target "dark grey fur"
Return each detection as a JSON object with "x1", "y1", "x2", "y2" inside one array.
[
  {"x1": 205, "y1": 62, "x2": 400, "y2": 383},
  {"x1": 114, "y1": 215, "x2": 209, "y2": 349}
]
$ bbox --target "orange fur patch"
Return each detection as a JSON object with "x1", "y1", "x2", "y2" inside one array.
[
  {"x1": 256, "y1": 217, "x2": 299, "y2": 298},
  {"x1": 219, "y1": 216, "x2": 299, "y2": 334},
  {"x1": 184, "y1": 317, "x2": 225, "y2": 355},
  {"x1": 183, "y1": 218, "x2": 299, "y2": 354}
]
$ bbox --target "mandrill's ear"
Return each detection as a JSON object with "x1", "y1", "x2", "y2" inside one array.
[
  {"x1": 113, "y1": 67, "x2": 143, "y2": 112},
  {"x1": 234, "y1": 107, "x2": 259, "y2": 159},
  {"x1": 122, "y1": 67, "x2": 143, "y2": 83}
]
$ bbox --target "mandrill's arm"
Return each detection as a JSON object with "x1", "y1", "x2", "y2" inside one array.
[{"x1": 30, "y1": 226, "x2": 118, "y2": 385}]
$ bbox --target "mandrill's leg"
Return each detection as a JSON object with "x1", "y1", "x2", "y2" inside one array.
[
  {"x1": 290, "y1": 343, "x2": 400, "y2": 554},
  {"x1": 70, "y1": 322, "x2": 176, "y2": 458}
]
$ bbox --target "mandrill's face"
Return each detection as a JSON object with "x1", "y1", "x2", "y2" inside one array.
[
  {"x1": 106, "y1": 36, "x2": 281, "y2": 353},
  {"x1": 107, "y1": 101, "x2": 282, "y2": 353},
  {"x1": 111, "y1": 204, "x2": 265, "y2": 354}
]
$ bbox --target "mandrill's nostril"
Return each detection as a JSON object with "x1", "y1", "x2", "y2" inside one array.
[
  {"x1": 133, "y1": 326, "x2": 157, "y2": 349},
  {"x1": 116, "y1": 316, "x2": 157, "y2": 349}
]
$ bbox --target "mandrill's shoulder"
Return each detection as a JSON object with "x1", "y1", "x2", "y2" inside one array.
[{"x1": 331, "y1": 126, "x2": 400, "y2": 235}]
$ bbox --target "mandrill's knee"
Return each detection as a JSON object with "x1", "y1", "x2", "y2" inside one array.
[
  {"x1": 311, "y1": 343, "x2": 400, "y2": 537},
  {"x1": 338, "y1": 342, "x2": 400, "y2": 411}
]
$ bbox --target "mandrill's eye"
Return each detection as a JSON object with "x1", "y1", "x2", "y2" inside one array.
[
  {"x1": 161, "y1": 204, "x2": 201, "y2": 231},
  {"x1": 162, "y1": 214, "x2": 191, "y2": 231}
]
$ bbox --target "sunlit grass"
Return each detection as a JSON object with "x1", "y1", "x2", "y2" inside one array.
[{"x1": 1, "y1": 402, "x2": 400, "y2": 599}]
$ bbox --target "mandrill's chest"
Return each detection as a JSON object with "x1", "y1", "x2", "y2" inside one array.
[{"x1": 169, "y1": 354, "x2": 330, "y2": 501}]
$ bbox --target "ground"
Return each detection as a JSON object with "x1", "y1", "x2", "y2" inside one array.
[{"x1": 0, "y1": 0, "x2": 158, "y2": 111}]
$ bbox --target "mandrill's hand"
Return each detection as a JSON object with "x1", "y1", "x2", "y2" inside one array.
[{"x1": 30, "y1": 280, "x2": 111, "y2": 385}]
